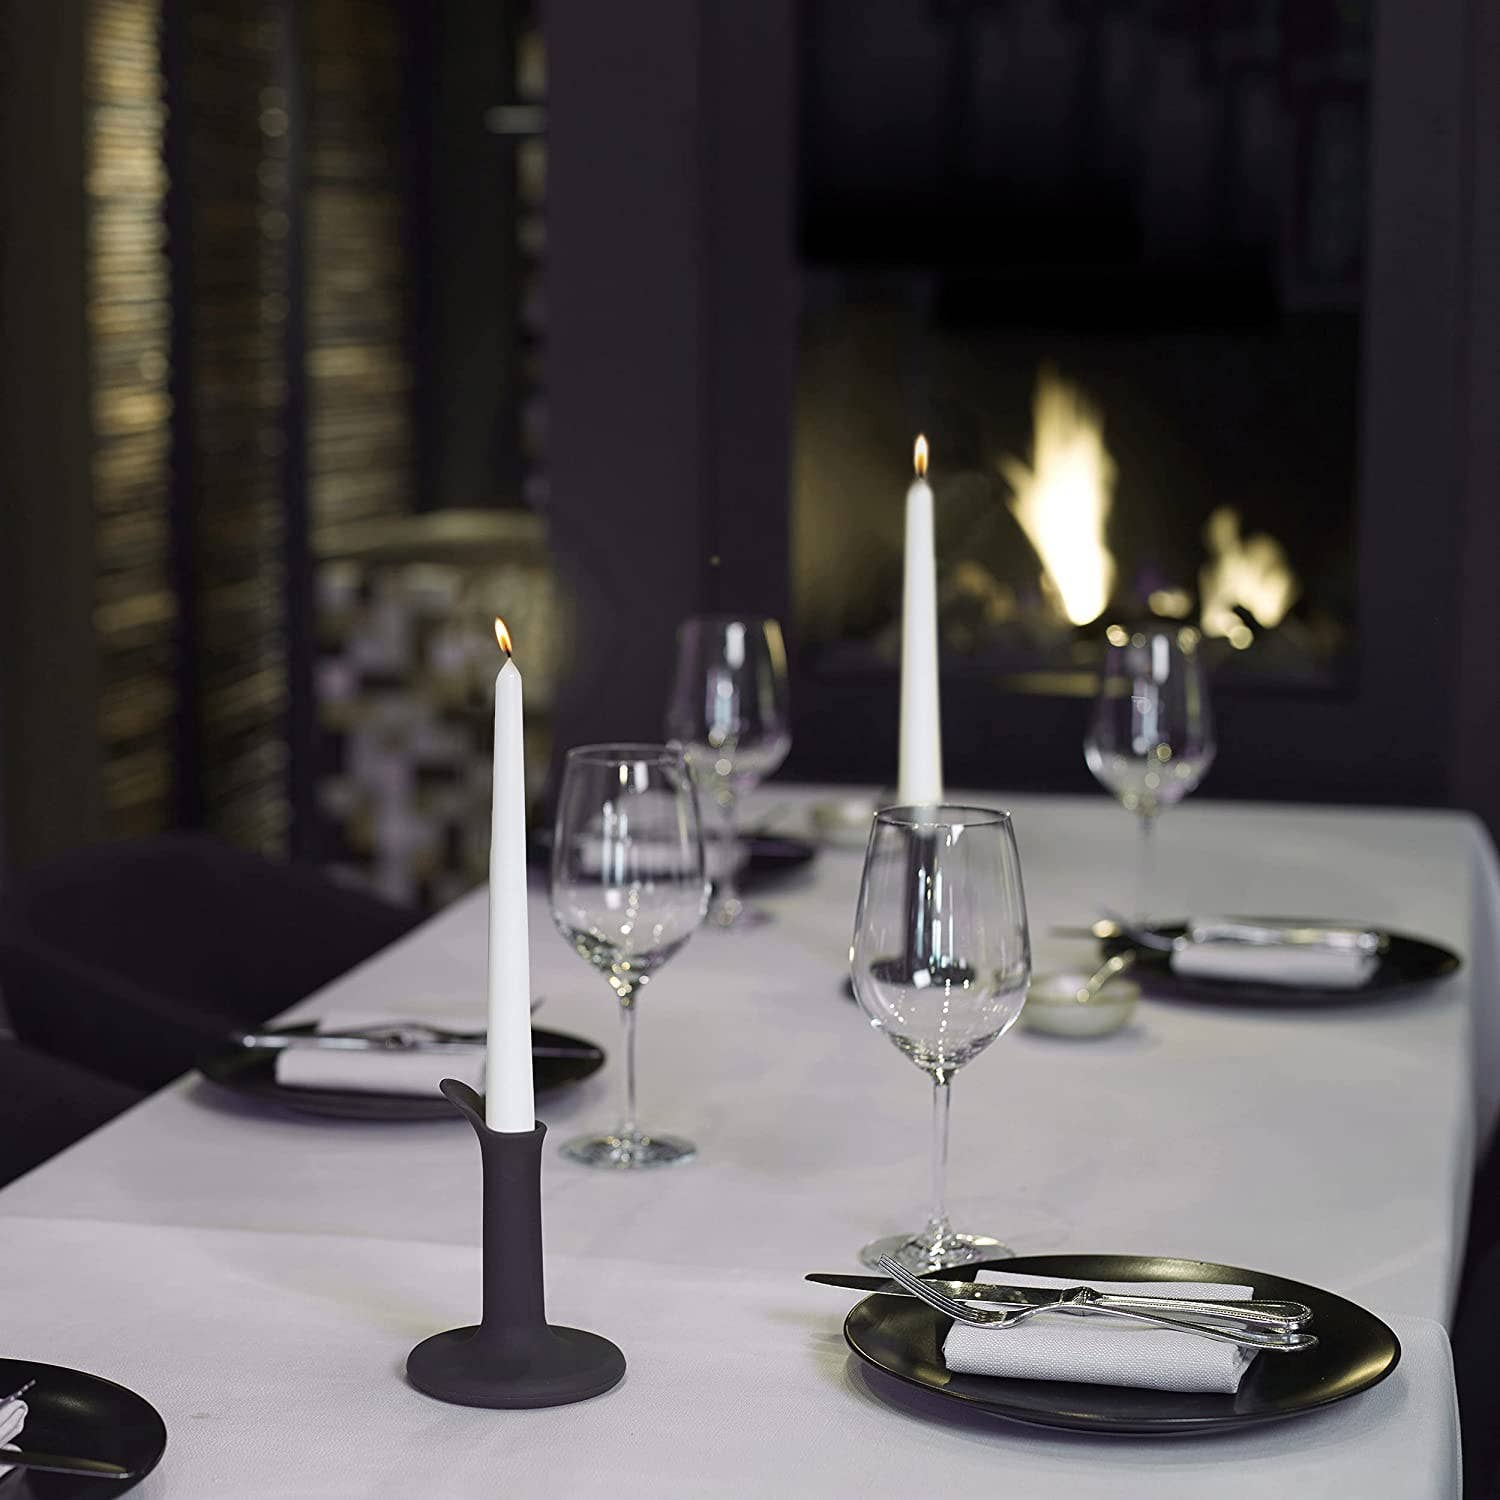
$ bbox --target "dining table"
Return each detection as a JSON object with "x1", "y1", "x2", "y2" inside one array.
[{"x1": 1, "y1": 785, "x2": 1493, "y2": 1497}]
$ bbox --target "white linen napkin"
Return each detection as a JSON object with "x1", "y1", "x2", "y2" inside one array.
[
  {"x1": 274, "y1": 1045, "x2": 483, "y2": 1095},
  {"x1": 1169, "y1": 918, "x2": 1380, "y2": 989},
  {"x1": 1171, "y1": 942, "x2": 1377, "y2": 989},
  {"x1": 0, "y1": 1394, "x2": 28, "y2": 1475},
  {"x1": 574, "y1": 839, "x2": 733, "y2": 880},
  {"x1": 273, "y1": 1012, "x2": 485, "y2": 1096},
  {"x1": 942, "y1": 1272, "x2": 1257, "y2": 1393}
]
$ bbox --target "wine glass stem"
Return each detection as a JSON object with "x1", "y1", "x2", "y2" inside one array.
[
  {"x1": 617, "y1": 992, "x2": 639, "y2": 1141},
  {"x1": 1136, "y1": 810, "x2": 1158, "y2": 923},
  {"x1": 716, "y1": 792, "x2": 741, "y2": 915},
  {"x1": 926, "y1": 1074, "x2": 953, "y2": 1240}
]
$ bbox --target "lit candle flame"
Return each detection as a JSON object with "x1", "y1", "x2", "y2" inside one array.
[
  {"x1": 494, "y1": 617, "x2": 514, "y2": 657},
  {"x1": 914, "y1": 435, "x2": 929, "y2": 479}
]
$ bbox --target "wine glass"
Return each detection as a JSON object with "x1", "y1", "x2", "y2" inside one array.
[
  {"x1": 1084, "y1": 625, "x2": 1216, "y2": 922},
  {"x1": 549, "y1": 743, "x2": 709, "y2": 1168},
  {"x1": 850, "y1": 805, "x2": 1032, "y2": 1273},
  {"x1": 664, "y1": 615, "x2": 791, "y2": 929}
]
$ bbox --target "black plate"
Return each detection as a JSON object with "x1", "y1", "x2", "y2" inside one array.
[
  {"x1": 0, "y1": 1358, "x2": 166, "y2": 1496},
  {"x1": 197, "y1": 1025, "x2": 604, "y2": 1121},
  {"x1": 740, "y1": 834, "x2": 818, "y2": 888},
  {"x1": 844, "y1": 1253, "x2": 1400, "y2": 1436},
  {"x1": 1104, "y1": 921, "x2": 1461, "y2": 1006}
]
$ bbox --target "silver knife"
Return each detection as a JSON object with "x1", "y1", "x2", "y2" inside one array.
[
  {"x1": 0, "y1": 1449, "x2": 134, "y2": 1480},
  {"x1": 804, "y1": 1273, "x2": 1312, "y2": 1328}
]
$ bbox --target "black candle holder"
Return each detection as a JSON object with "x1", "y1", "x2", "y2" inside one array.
[{"x1": 406, "y1": 1079, "x2": 626, "y2": 1408}]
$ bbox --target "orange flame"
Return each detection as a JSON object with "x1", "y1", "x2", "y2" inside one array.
[
  {"x1": 494, "y1": 617, "x2": 514, "y2": 656},
  {"x1": 914, "y1": 434, "x2": 929, "y2": 479}
]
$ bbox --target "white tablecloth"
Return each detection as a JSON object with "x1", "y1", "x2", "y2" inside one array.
[{"x1": 1, "y1": 788, "x2": 1489, "y2": 1496}]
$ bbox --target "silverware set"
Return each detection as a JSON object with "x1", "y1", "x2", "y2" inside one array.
[
  {"x1": 1054, "y1": 913, "x2": 1386, "y2": 960},
  {"x1": 236, "y1": 1024, "x2": 601, "y2": 1062},
  {"x1": 807, "y1": 1259, "x2": 1319, "y2": 1354}
]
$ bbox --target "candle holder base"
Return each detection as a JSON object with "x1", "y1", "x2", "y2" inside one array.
[
  {"x1": 405, "y1": 1080, "x2": 626, "y2": 1409},
  {"x1": 407, "y1": 1324, "x2": 625, "y2": 1410}
]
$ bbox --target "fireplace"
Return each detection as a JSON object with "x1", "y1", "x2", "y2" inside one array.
[
  {"x1": 790, "y1": 0, "x2": 1368, "y2": 795},
  {"x1": 543, "y1": 1, "x2": 1495, "y2": 820},
  {"x1": 794, "y1": 332, "x2": 1357, "y2": 700}
]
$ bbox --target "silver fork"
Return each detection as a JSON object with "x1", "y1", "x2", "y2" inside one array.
[{"x1": 876, "y1": 1257, "x2": 1319, "y2": 1353}]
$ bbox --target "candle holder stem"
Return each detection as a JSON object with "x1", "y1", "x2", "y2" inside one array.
[{"x1": 406, "y1": 1080, "x2": 626, "y2": 1408}]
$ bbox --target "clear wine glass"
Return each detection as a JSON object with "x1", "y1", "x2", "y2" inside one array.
[
  {"x1": 664, "y1": 615, "x2": 791, "y2": 930},
  {"x1": 1084, "y1": 625, "x2": 1216, "y2": 922},
  {"x1": 549, "y1": 743, "x2": 709, "y2": 1169},
  {"x1": 850, "y1": 805, "x2": 1032, "y2": 1273}
]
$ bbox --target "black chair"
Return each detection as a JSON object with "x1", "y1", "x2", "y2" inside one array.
[
  {"x1": 0, "y1": 1040, "x2": 142, "y2": 1187},
  {"x1": 0, "y1": 834, "x2": 420, "y2": 1091},
  {"x1": 1457, "y1": 1126, "x2": 1500, "y2": 1498},
  {"x1": 1456, "y1": 1237, "x2": 1500, "y2": 1498}
]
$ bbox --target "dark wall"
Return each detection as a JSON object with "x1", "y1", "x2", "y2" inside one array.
[{"x1": 545, "y1": 1, "x2": 796, "y2": 757}]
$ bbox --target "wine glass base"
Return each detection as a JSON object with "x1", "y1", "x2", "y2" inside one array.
[
  {"x1": 707, "y1": 898, "x2": 771, "y2": 931},
  {"x1": 858, "y1": 1229, "x2": 1013, "y2": 1275},
  {"x1": 560, "y1": 1130, "x2": 696, "y2": 1170}
]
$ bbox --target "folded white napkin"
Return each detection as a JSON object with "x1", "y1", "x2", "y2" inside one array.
[
  {"x1": 274, "y1": 1016, "x2": 484, "y2": 1096},
  {"x1": 0, "y1": 1394, "x2": 27, "y2": 1475},
  {"x1": 275, "y1": 1046, "x2": 483, "y2": 1096},
  {"x1": 942, "y1": 1272, "x2": 1256, "y2": 1394},
  {"x1": 1172, "y1": 942, "x2": 1377, "y2": 989},
  {"x1": 574, "y1": 840, "x2": 731, "y2": 880},
  {"x1": 1169, "y1": 918, "x2": 1380, "y2": 989}
]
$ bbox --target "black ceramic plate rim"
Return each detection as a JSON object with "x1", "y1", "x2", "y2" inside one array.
[
  {"x1": 196, "y1": 1024, "x2": 604, "y2": 1121},
  {"x1": 0, "y1": 1356, "x2": 167, "y2": 1494},
  {"x1": 1106, "y1": 920, "x2": 1461, "y2": 1006},
  {"x1": 842, "y1": 1252, "x2": 1402, "y2": 1437}
]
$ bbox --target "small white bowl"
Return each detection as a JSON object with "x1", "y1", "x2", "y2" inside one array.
[
  {"x1": 809, "y1": 796, "x2": 880, "y2": 849},
  {"x1": 1023, "y1": 970, "x2": 1140, "y2": 1039}
]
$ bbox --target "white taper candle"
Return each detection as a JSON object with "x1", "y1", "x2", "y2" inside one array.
[
  {"x1": 898, "y1": 435, "x2": 944, "y2": 804},
  {"x1": 486, "y1": 619, "x2": 536, "y2": 1132}
]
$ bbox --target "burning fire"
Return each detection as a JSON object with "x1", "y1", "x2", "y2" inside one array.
[
  {"x1": 1000, "y1": 369, "x2": 1116, "y2": 626},
  {"x1": 914, "y1": 434, "x2": 929, "y2": 478},
  {"x1": 494, "y1": 617, "x2": 514, "y2": 656},
  {"x1": 989, "y1": 367, "x2": 1300, "y2": 645},
  {"x1": 1198, "y1": 507, "x2": 1299, "y2": 647}
]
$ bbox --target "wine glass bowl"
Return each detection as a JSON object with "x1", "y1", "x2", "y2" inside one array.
[
  {"x1": 664, "y1": 615, "x2": 791, "y2": 929},
  {"x1": 850, "y1": 805, "x2": 1031, "y2": 1273},
  {"x1": 550, "y1": 743, "x2": 708, "y2": 1169},
  {"x1": 1084, "y1": 625, "x2": 1215, "y2": 920}
]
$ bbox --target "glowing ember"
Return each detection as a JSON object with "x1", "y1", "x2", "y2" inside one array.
[
  {"x1": 494, "y1": 617, "x2": 514, "y2": 655},
  {"x1": 1198, "y1": 507, "x2": 1299, "y2": 643},
  {"x1": 1000, "y1": 369, "x2": 1116, "y2": 626}
]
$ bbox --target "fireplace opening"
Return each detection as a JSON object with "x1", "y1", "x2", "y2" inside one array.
[{"x1": 793, "y1": 305, "x2": 1358, "y2": 697}]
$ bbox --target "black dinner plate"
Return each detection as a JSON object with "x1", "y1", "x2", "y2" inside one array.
[
  {"x1": 197, "y1": 1025, "x2": 604, "y2": 1121},
  {"x1": 1103, "y1": 921, "x2": 1461, "y2": 1006},
  {"x1": 740, "y1": 834, "x2": 818, "y2": 888},
  {"x1": 0, "y1": 1358, "x2": 166, "y2": 1496},
  {"x1": 843, "y1": 1253, "x2": 1400, "y2": 1436}
]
